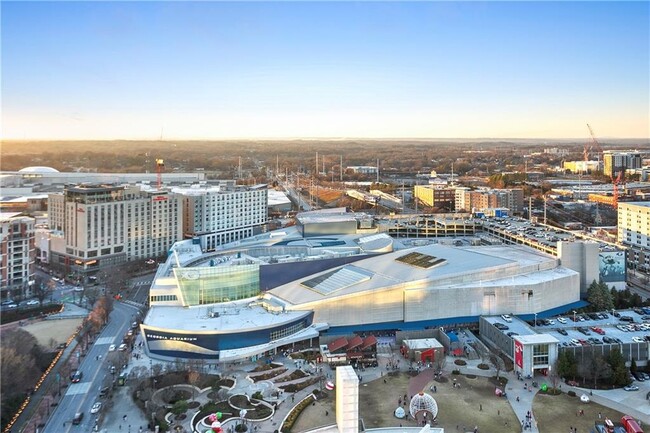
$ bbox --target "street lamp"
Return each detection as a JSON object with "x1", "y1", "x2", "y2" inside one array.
[
  {"x1": 534, "y1": 313, "x2": 537, "y2": 328},
  {"x1": 573, "y1": 310, "x2": 577, "y2": 323}
]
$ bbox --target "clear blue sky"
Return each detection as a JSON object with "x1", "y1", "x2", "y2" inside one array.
[{"x1": 2, "y1": 1, "x2": 648, "y2": 139}]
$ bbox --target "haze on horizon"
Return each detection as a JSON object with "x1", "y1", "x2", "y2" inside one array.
[{"x1": 2, "y1": 2, "x2": 649, "y2": 141}]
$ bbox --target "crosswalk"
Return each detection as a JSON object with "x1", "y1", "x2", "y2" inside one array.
[{"x1": 133, "y1": 280, "x2": 151, "y2": 286}]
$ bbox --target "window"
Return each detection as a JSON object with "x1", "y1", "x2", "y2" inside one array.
[{"x1": 532, "y1": 344, "x2": 549, "y2": 366}]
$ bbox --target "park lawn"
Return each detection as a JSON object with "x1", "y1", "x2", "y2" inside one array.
[
  {"x1": 533, "y1": 392, "x2": 626, "y2": 433},
  {"x1": 23, "y1": 318, "x2": 83, "y2": 348},
  {"x1": 291, "y1": 372, "x2": 520, "y2": 433}
]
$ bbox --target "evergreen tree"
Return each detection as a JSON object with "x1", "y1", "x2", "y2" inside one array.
[
  {"x1": 607, "y1": 348, "x2": 629, "y2": 387},
  {"x1": 557, "y1": 350, "x2": 578, "y2": 381},
  {"x1": 598, "y1": 281, "x2": 614, "y2": 311},
  {"x1": 630, "y1": 358, "x2": 638, "y2": 374}
]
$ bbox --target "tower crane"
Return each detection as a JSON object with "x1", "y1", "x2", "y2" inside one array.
[
  {"x1": 586, "y1": 123, "x2": 604, "y2": 164},
  {"x1": 587, "y1": 124, "x2": 622, "y2": 208}
]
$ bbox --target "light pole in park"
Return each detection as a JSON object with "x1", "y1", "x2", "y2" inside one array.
[
  {"x1": 573, "y1": 310, "x2": 577, "y2": 323},
  {"x1": 534, "y1": 313, "x2": 537, "y2": 328}
]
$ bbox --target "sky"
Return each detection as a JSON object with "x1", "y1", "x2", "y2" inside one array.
[{"x1": 1, "y1": 1, "x2": 649, "y2": 140}]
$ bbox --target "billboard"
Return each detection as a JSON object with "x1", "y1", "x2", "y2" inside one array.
[
  {"x1": 599, "y1": 251, "x2": 626, "y2": 283},
  {"x1": 514, "y1": 339, "x2": 523, "y2": 369}
]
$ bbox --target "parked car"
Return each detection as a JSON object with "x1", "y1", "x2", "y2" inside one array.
[
  {"x1": 557, "y1": 317, "x2": 568, "y2": 324},
  {"x1": 501, "y1": 314, "x2": 513, "y2": 323},
  {"x1": 624, "y1": 385, "x2": 639, "y2": 391},
  {"x1": 25, "y1": 299, "x2": 39, "y2": 306},
  {"x1": 90, "y1": 402, "x2": 102, "y2": 414},
  {"x1": 118, "y1": 343, "x2": 128, "y2": 351},
  {"x1": 108, "y1": 344, "x2": 116, "y2": 352},
  {"x1": 557, "y1": 329, "x2": 568, "y2": 336}
]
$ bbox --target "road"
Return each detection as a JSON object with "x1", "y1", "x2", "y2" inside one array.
[
  {"x1": 42, "y1": 301, "x2": 142, "y2": 433},
  {"x1": 128, "y1": 273, "x2": 154, "y2": 306}
]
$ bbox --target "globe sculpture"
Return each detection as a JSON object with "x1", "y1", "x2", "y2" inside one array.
[{"x1": 409, "y1": 392, "x2": 439, "y2": 420}]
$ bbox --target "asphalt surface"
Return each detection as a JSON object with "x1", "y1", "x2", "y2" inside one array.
[{"x1": 42, "y1": 301, "x2": 143, "y2": 433}]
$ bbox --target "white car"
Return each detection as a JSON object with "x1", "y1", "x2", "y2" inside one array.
[
  {"x1": 118, "y1": 343, "x2": 128, "y2": 351},
  {"x1": 557, "y1": 317, "x2": 567, "y2": 324},
  {"x1": 108, "y1": 344, "x2": 116, "y2": 352},
  {"x1": 26, "y1": 300, "x2": 39, "y2": 306},
  {"x1": 501, "y1": 314, "x2": 512, "y2": 323},
  {"x1": 90, "y1": 402, "x2": 102, "y2": 414},
  {"x1": 632, "y1": 337, "x2": 644, "y2": 343}
]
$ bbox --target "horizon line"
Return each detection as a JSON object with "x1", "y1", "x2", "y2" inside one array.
[{"x1": 3, "y1": 136, "x2": 649, "y2": 142}]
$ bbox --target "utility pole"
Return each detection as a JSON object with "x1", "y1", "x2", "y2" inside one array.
[
  {"x1": 528, "y1": 197, "x2": 532, "y2": 221},
  {"x1": 340, "y1": 155, "x2": 343, "y2": 182}
]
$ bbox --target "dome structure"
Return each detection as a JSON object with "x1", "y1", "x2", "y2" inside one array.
[
  {"x1": 409, "y1": 392, "x2": 438, "y2": 419},
  {"x1": 18, "y1": 166, "x2": 59, "y2": 173}
]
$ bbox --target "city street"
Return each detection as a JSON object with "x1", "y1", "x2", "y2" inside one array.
[{"x1": 42, "y1": 301, "x2": 142, "y2": 433}]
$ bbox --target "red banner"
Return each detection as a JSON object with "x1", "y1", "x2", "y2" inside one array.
[{"x1": 514, "y1": 339, "x2": 523, "y2": 369}]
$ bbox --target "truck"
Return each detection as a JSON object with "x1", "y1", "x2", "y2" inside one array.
[{"x1": 621, "y1": 416, "x2": 644, "y2": 433}]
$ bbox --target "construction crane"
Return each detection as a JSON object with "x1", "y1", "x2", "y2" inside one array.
[
  {"x1": 586, "y1": 123, "x2": 604, "y2": 164},
  {"x1": 587, "y1": 124, "x2": 622, "y2": 208}
]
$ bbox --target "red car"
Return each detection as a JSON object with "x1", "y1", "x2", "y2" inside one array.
[{"x1": 590, "y1": 327, "x2": 606, "y2": 335}]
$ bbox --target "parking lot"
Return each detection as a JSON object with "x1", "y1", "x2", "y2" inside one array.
[{"x1": 535, "y1": 309, "x2": 650, "y2": 348}]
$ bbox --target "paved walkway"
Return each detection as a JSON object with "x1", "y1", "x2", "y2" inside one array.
[{"x1": 97, "y1": 333, "x2": 650, "y2": 433}]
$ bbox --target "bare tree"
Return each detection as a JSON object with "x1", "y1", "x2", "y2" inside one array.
[
  {"x1": 489, "y1": 353, "x2": 505, "y2": 380},
  {"x1": 433, "y1": 352, "x2": 447, "y2": 374},
  {"x1": 579, "y1": 353, "x2": 611, "y2": 389},
  {"x1": 188, "y1": 370, "x2": 200, "y2": 401},
  {"x1": 33, "y1": 279, "x2": 55, "y2": 305},
  {"x1": 85, "y1": 286, "x2": 100, "y2": 307},
  {"x1": 549, "y1": 358, "x2": 561, "y2": 391}
]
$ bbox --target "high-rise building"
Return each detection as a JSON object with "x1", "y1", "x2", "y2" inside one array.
[
  {"x1": 603, "y1": 151, "x2": 642, "y2": 178},
  {"x1": 48, "y1": 185, "x2": 183, "y2": 279},
  {"x1": 173, "y1": 182, "x2": 268, "y2": 251},
  {"x1": 1, "y1": 213, "x2": 35, "y2": 300},
  {"x1": 618, "y1": 202, "x2": 650, "y2": 274}
]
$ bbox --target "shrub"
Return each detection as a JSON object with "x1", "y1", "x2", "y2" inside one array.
[
  {"x1": 454, "y1": 359, "x2": 467, "y2": 366},
  {"x1": 171, "y1": 399, "x2": 188, "y2": 415},
  {"x1": 452, "y1": 369, "x2": 460, "y2": 375},
  {"x1": 282, "y1": 395, "x2": 315, "y2": 432},
  {"x1": 235, "y1": 424, "x2": 248, "y2": 432},
  {"x1": 568, "y1": 390, "x2": 576, "y2": 397},
  {"x1": 252, "y1": 391, "x2": 264, "y2": 400},
  {"x1": 477, "y1": 363, "x2": 490, "y2": 370}
]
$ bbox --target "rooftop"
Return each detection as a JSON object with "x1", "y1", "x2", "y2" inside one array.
[
  {"x1": 145, "y1": 302, "x2": 312, "y2": 333},
  {"x1": 270, "y1": 244, "x2": 556, "y2": 306}
]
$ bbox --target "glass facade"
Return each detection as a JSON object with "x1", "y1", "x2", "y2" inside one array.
[
  {"x1": 532, "y1": 344, "x2": 549, "y2": 366},
  {"x1": 175, "y1": 264, "x2": 260, "y2": 306}
]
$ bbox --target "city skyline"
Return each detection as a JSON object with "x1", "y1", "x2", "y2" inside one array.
[{"x1": 2, "y1": 1, "x2": 649, "y2": 140}]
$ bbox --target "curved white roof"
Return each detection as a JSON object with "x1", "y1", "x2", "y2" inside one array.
[{"x1": 18, "y1": 166, "x2": 60, "y2": 173}]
